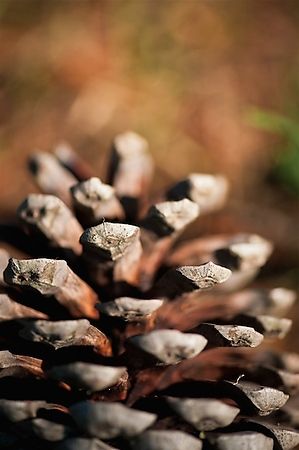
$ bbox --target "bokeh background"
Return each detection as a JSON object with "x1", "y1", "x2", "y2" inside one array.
[{"x1": 0, "y1": 1, "x2": 298, "y2": 345}]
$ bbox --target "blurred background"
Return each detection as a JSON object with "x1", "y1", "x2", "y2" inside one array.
[{"x1": 0, "y1": 0, "x2": 298, "y2": 343}]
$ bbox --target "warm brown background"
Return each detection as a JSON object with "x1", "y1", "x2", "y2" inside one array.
[{"x1": 0, "y1": 1, "x2": 298, "y2": 346}]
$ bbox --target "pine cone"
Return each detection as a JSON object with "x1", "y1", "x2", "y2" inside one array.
[{"x1": 0, "y1": 131, "x2": 298, "y2": 450}]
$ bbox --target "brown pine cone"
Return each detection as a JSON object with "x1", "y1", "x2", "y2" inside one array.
[{"x1": 0, "y1": 131, "x2": 298, "y2": 450}]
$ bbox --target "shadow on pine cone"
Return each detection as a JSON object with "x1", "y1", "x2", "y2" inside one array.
[{"x1": 0, "y1": 132, "x2": 298, "y2": 450}]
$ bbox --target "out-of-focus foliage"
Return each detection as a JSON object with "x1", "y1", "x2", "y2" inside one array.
[
  {"x1": 250, "y1": 109, "x2": 299, "y2": 196},
  {"x1": 1, "y1": 0, "x2": 299, "y2": 209}
]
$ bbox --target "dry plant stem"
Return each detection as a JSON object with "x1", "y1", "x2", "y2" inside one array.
[
  {"x1": 80, "y1": 222, "x2": 142, "y2": 286},
  {"x1": 152, "y1": 262, "x2": 231, "y2": 299},
  {"x1": 107, "y1": 131, "x2": 153, "y2": 219},
  {"x1": 4, "y1": 258, "x2": 99, "y2": 319},
  {"x1": 166, "y1": 173, "x2": 229, "y2": 214},
  {"x1": 54, "y1": 142, "x2": 94, "y2": 181},
  {"x1": 71, "y1": 177, "x2": 124, "y2": 226},
  {"x1": 28, "y1": 152, "x2": 78, "y2": 206},
  {"x1": 139, "y1": 199, "x2": 200, "y2": 290},
  {"x1": 17, "y1": 194, "x2": 83, "y2": 256}
]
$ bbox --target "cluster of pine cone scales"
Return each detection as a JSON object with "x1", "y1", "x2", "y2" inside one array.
[{"x1": 1, "y1": 131, "x2": 299, "y2": 450}]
